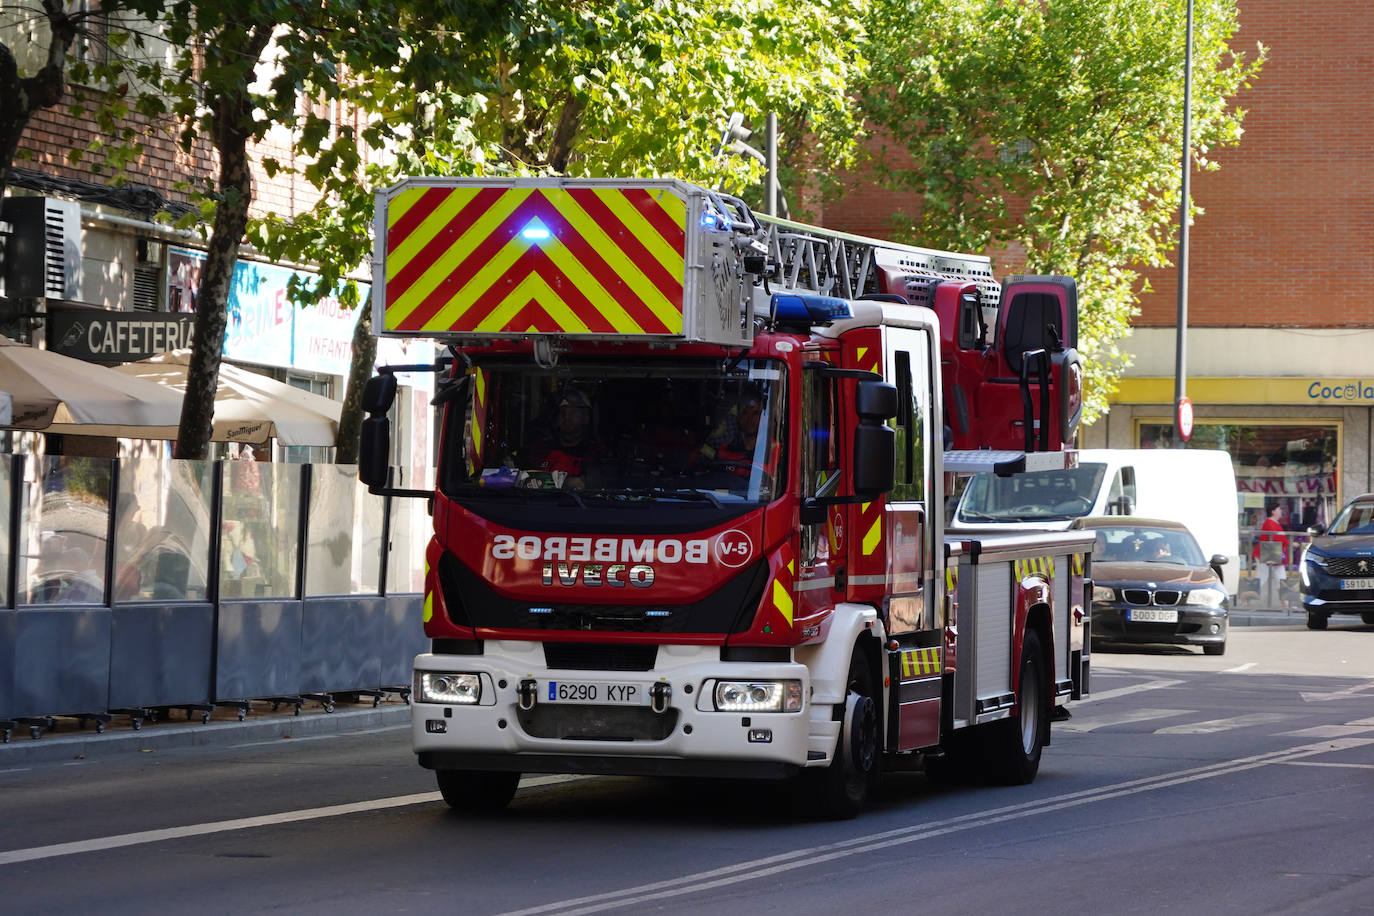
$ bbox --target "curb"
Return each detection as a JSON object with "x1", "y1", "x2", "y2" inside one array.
[
  {"x1": 0, "y1": 703, "x2": 412, "y2": 766},
  {"x1": 1229, "y1": 610, "x2": 1304, "y2": 627}
]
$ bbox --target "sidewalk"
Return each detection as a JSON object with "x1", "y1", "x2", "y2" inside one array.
[{"x1": 0, "y1": 695, "x2": 412, "y2": 766}]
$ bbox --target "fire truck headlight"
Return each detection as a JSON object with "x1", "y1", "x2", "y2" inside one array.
[
  {"x1": 713, "y1": 680, "x2": 802, "y2": 712},
  {"x1": 416, "y1": 672, "x2": 481, "y2": 705}
]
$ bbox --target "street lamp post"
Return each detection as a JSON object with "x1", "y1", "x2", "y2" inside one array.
[{"x1": 1173, "y1": 0, "x2": 1195, "y2": 448}]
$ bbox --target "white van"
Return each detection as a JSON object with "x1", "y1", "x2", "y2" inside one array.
[{"x1": 950, "y1": 448, "x2": 1241, "y2": 596}]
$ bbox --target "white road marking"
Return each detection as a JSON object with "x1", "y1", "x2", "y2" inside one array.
[
  {"x1": 1283, "y1": 761, "x2": 1374, "y2": 770},
  {"x1": 1056, "y1": 708, "x2": 1190, "y2": 733},
  {"x1": 0, "y1": 775, "x2": 575, "y2": 867},
  {"x1": 1223, "y1": 662, "x2": 1258, "y2": 673},
  {"x1": 493, "y1": 736, "x2": 1374, "y2": 916},
  {"x1": 1074, "y1": 679, "x2": 1183, "y2": 704},
  {"x1": 1155, "y1": 713, "x2": 1289, "y2": 735},
  {"x1": 1299, "y1": 678, "x2": 1374, "y2": 703},
  {"x1": 1277, "y1": 723, "x2": 1374, "y2": 739}
]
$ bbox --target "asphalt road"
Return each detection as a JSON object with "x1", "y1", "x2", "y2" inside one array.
[{"x1": 3, "y1": 623, "x2": 1373, "y2": 915}]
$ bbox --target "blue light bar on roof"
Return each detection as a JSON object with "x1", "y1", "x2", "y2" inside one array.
[{"x1": 771, "y1": 294, "x2": 853, "y2": 326}]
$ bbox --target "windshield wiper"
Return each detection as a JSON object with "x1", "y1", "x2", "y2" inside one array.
[
  {"x1": 457, "y1": 485, "x2": 585, "y2": 508},
  {"x1": 583, "y1": 487, "x2": 724, "y2": 509}
]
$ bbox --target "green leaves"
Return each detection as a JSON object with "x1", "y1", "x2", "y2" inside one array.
[{"x1": 859, "y1": 0, "x2": 1264, "y2": 423}]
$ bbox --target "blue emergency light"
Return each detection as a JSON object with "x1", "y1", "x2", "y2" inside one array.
[
  {"x1": 520, "y1": 219, "x2": 552, "y2": 242},
  {"x1": 771, "y1": 294, "x2": 853, "y2": 327}
]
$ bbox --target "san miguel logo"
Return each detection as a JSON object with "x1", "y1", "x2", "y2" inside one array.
[{"x1": 490, "y1": 531, "x2": 754, "y2": 588}]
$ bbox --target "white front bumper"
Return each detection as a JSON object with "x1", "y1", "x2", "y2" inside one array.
[{"x1": 411, "y1": 641, "x2": 835, "y2": 775}]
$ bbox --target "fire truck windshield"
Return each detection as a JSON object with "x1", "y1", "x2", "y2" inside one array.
[{"x1": 439, "y1": 357, "x2": 786, "y2": 515}]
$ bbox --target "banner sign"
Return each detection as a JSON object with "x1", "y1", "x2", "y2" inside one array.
[
  {"x1": 48, "y1": 308, "x2": 195, "y2": 362},
  {"x1": 168, "y1": 247, "x2": 360, "y2": 375}
]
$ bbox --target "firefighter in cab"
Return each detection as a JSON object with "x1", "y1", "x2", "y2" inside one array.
[{"x1": 533, "y1": 387, "x2": 603, "y2": 489}]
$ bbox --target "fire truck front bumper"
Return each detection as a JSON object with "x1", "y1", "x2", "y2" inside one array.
[{"x1": 410, "y1": 643, "x2": 826, "y2": 780}]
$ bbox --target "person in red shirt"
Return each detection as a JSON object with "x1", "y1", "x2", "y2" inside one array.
[
  {"x1": 533, "y1": 388, "x2": 601, "y2": 488},
  {"x1": 1251, "y1": 503, "x2": 1291, "y2": 608}
]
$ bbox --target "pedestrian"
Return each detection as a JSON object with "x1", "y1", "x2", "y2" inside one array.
[{"x1": 1251, "y1": 503, "x2": 1291, "y2": 609}]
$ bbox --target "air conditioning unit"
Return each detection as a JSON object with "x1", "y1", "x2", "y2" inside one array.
[{"x1": 1, "y1": 196, "x2": 83, "y2": 301}]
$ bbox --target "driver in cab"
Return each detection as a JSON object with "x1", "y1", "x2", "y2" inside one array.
[{"x1": 533, "y1": 387, "x2": 602, "y2": 489}]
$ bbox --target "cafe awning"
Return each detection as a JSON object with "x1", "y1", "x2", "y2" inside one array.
[
  {"x1": 81, "y1": 350, "x2": 342, "y2": 446},
  {"x1": 0, "y1": 336, "x2": 185, "y2": 432}
]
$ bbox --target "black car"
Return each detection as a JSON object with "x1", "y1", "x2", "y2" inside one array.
[
  {"x1": 1299, "y1": 494, "x2": 1374, "y2": 630},
  {"x1": 1071, "y1": 517, "x2": 1230, "y2": 656}
]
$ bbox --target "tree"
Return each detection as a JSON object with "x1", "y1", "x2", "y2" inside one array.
[
  {"x1": 248, "y1": 0, "x2": 868, "y2": 461},
  {"x1": 857, "y1": 0, "x2": 1264, "y2": 421},
  {"x1": 98, "y1": 0, "x2": 507, "y2": 460}
]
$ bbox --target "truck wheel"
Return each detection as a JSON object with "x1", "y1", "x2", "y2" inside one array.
[
  {"x1": 984, "y1": 629, "x2": 1048, "y2": 786},
  {"x1": 809, "y1": 650, "x2": 880, "y2": 820},
  {"x1": 435, "y1": 769, "x2": 520, "y2": 813},
  {"x1": 1306, "y1": 611, "x2": 1328, "y2": 631}
]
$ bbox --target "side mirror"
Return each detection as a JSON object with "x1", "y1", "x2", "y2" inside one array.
[
  {"x1": 855, "y1": 380, "x2": 898, "y2": 420},
  {"x1": 1307, "y1": 524, "x2": 1326, "y2": 536},
  {"x1": 1210, "y1": 554, "x2": 1228, "y2": 582},
  {"x1": 1109, "y1": 495, "x2": 1134, "y2": 516},
  {"x1": 362, "y1": 374, "x2": 398, "y2": 415},
  {"x1": 358, "y1": 415, "x2": 391, "y2": 490},
  {"x1": 853, "y1": 380, "x2": 897, "y2": 498}
]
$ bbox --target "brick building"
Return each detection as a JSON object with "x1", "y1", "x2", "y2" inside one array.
[{"x1": 1090, "y1": 0, "x2": 1374, "y2": 550}]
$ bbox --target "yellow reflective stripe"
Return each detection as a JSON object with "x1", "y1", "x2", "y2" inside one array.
[
  {"x1": 772, "y1": 578, "x2": 794, "y2": 626},
  {"x1": 423, "y1": 557, "x2": 433, "y2": 623}
]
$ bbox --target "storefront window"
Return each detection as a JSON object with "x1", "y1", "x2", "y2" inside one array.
[{"x1": 1138, "y1": 420, "x2": 1340, "y2": 609}]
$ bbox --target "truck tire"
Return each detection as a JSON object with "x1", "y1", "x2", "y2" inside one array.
[
  {"x1": 435, "y1": 769, "x2": 521, "y2": 813},
  {"x1": 983, "y1": 629, "x2": 1048, "y2": 786},
  {"x1": 807, "y1": 649, "x2": 880, "y2": 819}
]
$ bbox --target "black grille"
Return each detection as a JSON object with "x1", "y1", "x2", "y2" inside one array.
[
  {"x1": 1122, "y1": 588, "x2": 1181, "y2": 606},
  {"x1": 1326, "y1": 557, "x2": 1374, "y2": 577},
  {"x1": 544, "y1": 642, "x2": 658, "y2": 671},
  {"x1": 517, "y1": 704, "x2": 678, "y2": 741}
]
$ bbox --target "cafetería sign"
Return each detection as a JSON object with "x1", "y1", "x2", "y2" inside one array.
[{"x1": 48, "y1": 308, "x2": 195, "y2": 363}]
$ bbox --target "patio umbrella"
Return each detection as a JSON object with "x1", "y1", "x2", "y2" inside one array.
[
  {"x1": 0, "y1": 336, "x2": 185, "y2": 432},
  {"x1": 48, "y1": 349, "x2": 342, "y2": 446}
]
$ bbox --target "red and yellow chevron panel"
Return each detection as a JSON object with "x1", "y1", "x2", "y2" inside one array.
[
  {"x1": 382, "y1": 184, "x2": 688, "y2": 336},
  {"x1": 899, "y1": 646, "x2": 941, "y2": 679}
]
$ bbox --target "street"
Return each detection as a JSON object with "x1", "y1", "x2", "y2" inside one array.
[{"x1": 3, "y1": 624, "x2": 1374, "y2": 915}]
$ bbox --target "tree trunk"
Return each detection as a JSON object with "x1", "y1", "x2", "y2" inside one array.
[
  {"x1": 335, "y1": 305, "x2": 377, "y2": 464},
  {"x1": 177, "y1": 146, "x2": 252, "y2": 459},
  {"x1": 176, "y1": 22, "x2": 275, "y2": 459}
]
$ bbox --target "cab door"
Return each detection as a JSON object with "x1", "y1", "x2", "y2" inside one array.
[{"x1": 884, "y1": 325, "x2": 941, "y2": 751}]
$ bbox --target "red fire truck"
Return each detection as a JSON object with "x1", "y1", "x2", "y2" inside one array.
[{"x1": 360, "y1": 177, "x2": 1093, "y2": 818}]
